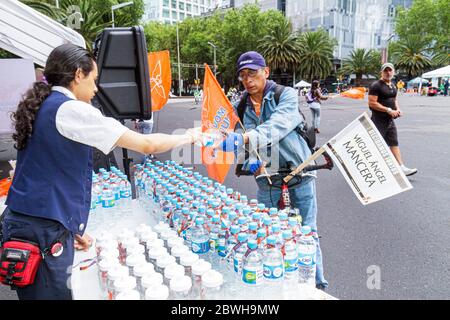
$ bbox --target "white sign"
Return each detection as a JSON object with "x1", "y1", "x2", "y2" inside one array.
[
  {"x1": 0, "y1": 59, "x2": 35, "y2": 134},
  {"x1": 323, "y1": 113, "x2": 412, "y2": 205}
]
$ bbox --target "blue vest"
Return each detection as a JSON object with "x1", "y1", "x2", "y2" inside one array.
[{"x1": 6, "y1": 91, "x2": 93, "y2": 234}]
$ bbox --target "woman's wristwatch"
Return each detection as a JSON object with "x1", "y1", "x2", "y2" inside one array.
[{"x1": 386, "y1": 107, "x2": 393, "y2": 114}]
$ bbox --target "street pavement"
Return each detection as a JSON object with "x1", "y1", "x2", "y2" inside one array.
[{"x1": 1, "y1": 93, "x2": 449, "y2": 300}]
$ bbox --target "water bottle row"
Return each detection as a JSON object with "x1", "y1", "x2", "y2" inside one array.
[{"x1": 132, "y1": 159, "x2": 318, "y2": 291}]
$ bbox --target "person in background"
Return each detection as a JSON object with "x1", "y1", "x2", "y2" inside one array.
[
  {"x1": 368, "y1": 62, "x2": 417, "y2": 176},
  {"x1": 1, "y1": 44, "x2": 203, "y2": 300},
  {"x1": 306, "y1": 80, "x2": 330, "y2": 134}
]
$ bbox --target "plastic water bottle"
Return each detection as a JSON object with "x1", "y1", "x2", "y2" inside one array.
[
  {"x1": 233, "y1": 233, "x2": 248, "y2": 279},
  {"x1": 190, "y1": 218, "x2": 210, "y2": 256},
  {"x1": 241, "y1": 239, "x2": 264, "y2": 299},
  {"x1": 282, "y1": 230, "x2": 299, "y2": 283},
  {"x1": 262, "y1": 236, "x2": 284, "y2": 299},
  {"x1": 297, "y1": 226, "x2": 316, "y2": 286},
  {"x1": 101, "y1": 183, "x2": 116, "y2": 212},
  {"x1": 119, "y1": 174, "x2": 132, "y2": 214},
  {"x1": 208, "y1": 215, "x2": 220, "y2": 265}
]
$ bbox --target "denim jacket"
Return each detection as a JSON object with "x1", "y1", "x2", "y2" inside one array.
[{"x1": 234, "y1": 81, "x2": 312, "y2": 175}]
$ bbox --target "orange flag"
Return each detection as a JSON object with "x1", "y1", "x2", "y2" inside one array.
[
  {"x1": 340, "y1": 87, "x2": 366, "y2": 100},
  {"x1": 148, "y1": 50, "x2": 172, "y2": 111},
  {"x1": 201, "y1": 64, "x2": 239, "y2": 183}
]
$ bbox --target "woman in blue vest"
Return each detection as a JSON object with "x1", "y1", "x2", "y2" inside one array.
[{"x1": 1, "y1": 44, "x2": 201, "y2": 300}]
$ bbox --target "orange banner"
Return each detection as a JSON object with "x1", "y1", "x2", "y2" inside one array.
[
  {"x1": 201, "y1": 64, "x2": 239, "y2": 183},
  {"x1": 340, "y1": 87, "x2": 366, "y2": 100},
  {"x1": 148, "y1": 50, "x2": 172, "y2": 111}
]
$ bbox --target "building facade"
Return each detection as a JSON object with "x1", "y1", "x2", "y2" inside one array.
[{"x1": 143, "y1": 0, "x2": 215, "y2": 24}]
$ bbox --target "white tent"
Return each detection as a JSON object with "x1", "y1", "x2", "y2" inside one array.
[
  {"x1": 0, "y1": 0, "x2": 86, "y2": 67},
  {"x1": 422, "y1": 65, "x2": 450, "y2": 79},
  {"x1": 294, "y1": 80, "x2": 311, "y2": 88}
]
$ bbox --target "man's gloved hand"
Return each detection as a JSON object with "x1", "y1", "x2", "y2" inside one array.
[
  {"x1": 219, "y1": 132, "x2": 244, "y2": 153},
  {"x1": 249, "y1": 159, "x2": 263, "y2": 175}
]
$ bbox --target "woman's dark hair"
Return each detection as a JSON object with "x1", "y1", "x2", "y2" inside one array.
[
  {"x1": 11, "y1": 44, "x2": 95, "y2": 150},
  {"x1": 311, "y1": 80, "x2": 320, "y2": 90}
]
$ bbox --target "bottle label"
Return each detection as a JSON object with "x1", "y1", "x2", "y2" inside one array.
[
  {"x1": 102, "y1": 198, "x2": 115, "y2": 208},
  {"x1": 298, "y1": 253, "x2": 316, "y2": 266},
  {"x1": 284, "y1": 256, "x2": 299, "y2": 273},
  {"x1": 233, "y1": 254, "x2": 244, "y2": 274},
  {"x1": 263, "y1": 263, "x2": 284, "y2": 280},
  {"x1": 243, "y1": 266, "x2": 264, "y2": 285},
  {"x1": 191, "y1": 240, "x2": 210, "y2": 254}
]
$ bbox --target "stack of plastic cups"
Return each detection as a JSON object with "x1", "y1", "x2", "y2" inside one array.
[
  {"x1": 113, "y1": 276, "x2": 137, "y2": 300},
  {"x1": 155, "y1": 254, "x2": 176, "y2": 274},
  {"x1": 133, "y1": 262, "x2": 155, "y2": 299},
  {"x1": 147, "y1": 244, "x2": 167, "y2": 266},
  {"x1": 145, "y1": 284, "x2": 170, "y2": 300},
  {"x1": 164, "y1": 263, "x2": 185, "y2": 286},
  {"x1": 141, "y1": 273, "x2": 164, "y2": 298},
  {"x1": 160, "y1": 229, "x2": 179, "y2": 248},
  {"x1": 116, "y1": 290, "x2": 141, "y2": 300},
  {"x1": 180, "y1": 252, "x2": 199, "y2": 278},
  {"x1": 98, "y1": 258, "x2": 120, "y2": 299},
  {"x1": 190, "y1": 259, "x2": 212, "y2": 300},
  {"x1": 171, "y1": 245, "x2": 190, "y2": 264},
  {"x1": 106, "y1": 265, "x2": 129, "y2": 300},
  {"x1": 167, "y1": 236, "x2": 185, "y2": 253},
  {"x1": 169, "y1": 275, "x2": 192, "y2": 300},
  {"x1": 95, "y1": 232, "x2": 115, "y2": 258},
  {"x1": 140, "y1": 231, "x2": 158, "y2": 260},
  {"x1": 126, "y1": 254, "x2": 146, "y2": 277},
  {"x1": 135, "y1": 224, "x2": 152, "y2": 240},
  {"x1": 200, "y1": 270, "x2": 224, "y2": 300}
]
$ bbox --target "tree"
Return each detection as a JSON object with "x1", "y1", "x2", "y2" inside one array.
[
  {"x1": 258, "y1": 19, "x2": 301, "y2": 82},
  {"x1": 296, "y1": 29, "x2": 336, "y2": 83},
  {"x1": 340, "y1": 48, "x2": 381, "y2": 86},
  {"x1": 389, "y1": 35, "x2": 432, "y2": 78}
]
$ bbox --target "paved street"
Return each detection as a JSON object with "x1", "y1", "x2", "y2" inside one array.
[{"x1": 1, "y1": 93, "x2": 449, "y2": 300}]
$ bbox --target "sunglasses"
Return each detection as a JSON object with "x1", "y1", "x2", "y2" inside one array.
[{"x1": 238, "y1": 69, "x2": 263, "y2": 81}]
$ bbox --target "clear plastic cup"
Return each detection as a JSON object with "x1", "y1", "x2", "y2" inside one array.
[
  {"x1": 140, "y1": 231, "x2": 158, "y2": 248},
  {"x1": 99, "y1": 248, "x2": 120, "y2": 264},
  {"x1": 95, "y1": 232, "x2": 115, "y2": 256},
  {"x1": 164, "y1": 264, "x2": 185, "y2": 286},
  {"x1": 113, "y1": 276, "x2": 137, "y2": 300},
  {"x1": 171, "y1": 245, "x2": 190, "y2": 264},
  {"x1": 191, "y1": 260, "x2": 212, "y2": 300},
  {"x1": 133, "y1": 262, "x2": 155, "y2": 298},
  {"x1": 155, "y1": 254, "x2": 176, "y2": 274},
  {"x1": 126, "y1": 254, "x2": 146, "y2": 276},
  {"x1": 126, "y1": 243, "x2": 146, "y2": 257},
  {"x1": 148, "y1": 246, "x2": 168, "y2": 266},
  {"x1": 169, "y1": 275, "x2": 192, "y2": 300},
  {"x1": 141, "y1": 273, "x2": 164, "y2": 296},
  {"x1": 116, "y1": 289, "x2": 141, "y2": 300},
  {"x1": 167, "y1": 237, "x2": 185, "y2": 251},
  {"x1": 145, "y1": 284, "x2": 169, "y2": 300},
  {"x1": 98, "y1": 259, "x2": 120, "y2": 296},
  {"x1": 135, "y1": 224, "x2": 152, "y2": 239},
  {"x1": 153, "y1": 222, "x2": 170, "y2": 235},
  {"x1": 160, "y1": 230, "x2": 178, "y2": 248},
  {"x1": 180, "y1": 253, "x2": 199, "y2": 278},
  {"x1": 200, "y1": 270, "x2": 224, "y2": 300},
  {"x1": 107, "y1": 265, "x2": 129, "y2": 300}
]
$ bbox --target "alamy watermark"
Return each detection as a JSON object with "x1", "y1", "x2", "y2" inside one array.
[{"x1": 367, "y1": 265, "x2": 381, "y2": 290}]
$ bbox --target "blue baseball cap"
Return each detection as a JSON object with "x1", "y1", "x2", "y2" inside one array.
[{"x1": 237, "y1": 51, "x2": 266, "y2": 73}]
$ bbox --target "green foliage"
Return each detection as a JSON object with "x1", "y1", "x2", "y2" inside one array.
[
  {"x1": 296, "y1": 29, "x2": 336, "y2": 82},
  {"x1": 390, "y1": 34, "x2": 433, "y2": 78},
  {"x1": 340, "y1": 48, "x2": 381, "y2": 86},
  {"x1": 394, "y1": 0, "x2": 450, "y2": 69}
]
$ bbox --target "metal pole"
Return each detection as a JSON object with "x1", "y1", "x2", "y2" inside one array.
[
  {"x1": 213, "y1": 47, "x2": 217, "y2": 77},
  {"x1": 176, "y1": 24, "x2": 182, "y2": 97},
  {"x1": 195, "y1": 64, "x2": 199, "y2": 91},
  {"x1": 112, "y1": 9, "x2": 115, "y2": 28}
]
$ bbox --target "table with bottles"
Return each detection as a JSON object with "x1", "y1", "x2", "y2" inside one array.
[{"x1": 71, "y1": 160, "x2": 337, "y2": 300}]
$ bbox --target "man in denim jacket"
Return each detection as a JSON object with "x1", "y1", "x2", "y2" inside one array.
[{"x1": 218, "y1": 51, "x2": 328, "y2": 290}]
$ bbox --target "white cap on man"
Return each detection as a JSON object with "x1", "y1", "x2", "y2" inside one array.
[{"x1": 381, "y1": 62, "x2": 395, "y2": 72}]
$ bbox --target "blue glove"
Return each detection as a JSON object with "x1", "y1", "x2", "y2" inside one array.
[
  {"x1": 219, "y1": 132, "x2": 244, "y2": 153},
  {"x1": 249, "y1": 160, "x2": 263, "y2": 174}
]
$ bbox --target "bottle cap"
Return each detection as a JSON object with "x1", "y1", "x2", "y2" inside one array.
[
  {"x1": 145, "y1": 285, "x2": 169, "y2": 300},
  {"x1": 113, "y1": 276, "x2": 137, "y2": 292},
  {"x1": 116, "y1": 289, "x2": 141, "y2": 300},
  {"x1": 147, "y1": 246, "x2": 167, "y2": 260},
  {"x1": 191, "y1": 259, "x2": 212, "y2": 276},
  {"x1": 156, "y1": 255, "x2": 176, "y2": 269},
  {"x1": 141, "y1": 273, "x2": 163, "y2": 289},
  {"x1": 201, "y1": 270, "x2": 224, "y2": 288},
  {"x1": 180, "y1": 253, "x2": 199, "y2": 267},
  {"x1": 247, "y1": 240, "x2": 258, "y2": 250},
  {"x1": 301, "y1": 226, "x2": 312, "y2": 235},
  {"x1": 126, "y1": 254, "x2": 146, "y2": 267},
  {"x1": 171, "y1": 245, "x2": 190, "y2": 258},
  {"x1": 133, "y1": 262, "x2": 155, "y2": 278},
  {"x1": 170, "y1": 275, "x2": 192, "y2": 292},
  {"x1": 164, "y1": 264, "x2": 185, "y2": 280}
]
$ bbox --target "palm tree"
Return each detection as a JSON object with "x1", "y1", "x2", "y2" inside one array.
[
  {"x1": 390, "y1": 35, "x2": 432, "y2": 78},
  {"x1": 340, "y1": 48, "x2": 381, "y2": 86},
  {"x1": 431, "y1": 41, "x2": 450, "y2": 67},
  {"x1": 258, "y1": 19, "x2": 302, "y2": 81},
  {"x1": 296, "y1": 29, "x2": 336, "y2": 83}
]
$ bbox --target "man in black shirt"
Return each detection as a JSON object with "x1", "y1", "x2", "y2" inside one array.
[{"x1": 368, "y1": 63, "x2": 417, "y2": 176}]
